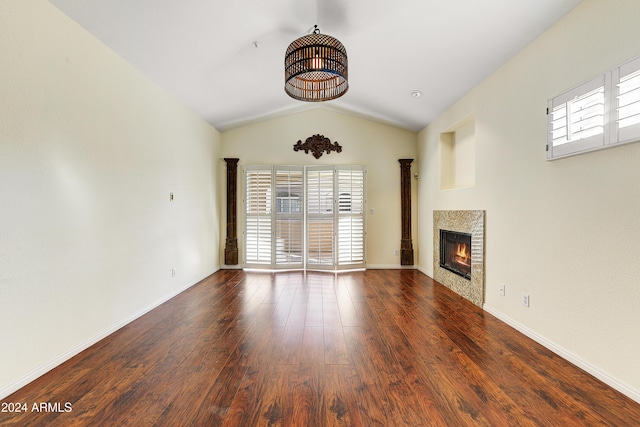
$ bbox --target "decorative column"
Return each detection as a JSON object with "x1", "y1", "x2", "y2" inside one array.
[
  {"x1": 224, "y1": 158, "x2": 239, "y2": 265},
  {"x1": 399, "y1": 159, "x2": 414, "y2": 266}
]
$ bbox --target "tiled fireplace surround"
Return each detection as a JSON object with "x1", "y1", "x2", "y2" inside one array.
[{"x1": 434, "y1": 210, "x2": 485, "y2": 307}]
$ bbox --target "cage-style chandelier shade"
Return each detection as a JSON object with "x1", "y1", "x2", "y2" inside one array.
[{"x1": 285, "y1": 26, "x2": 348, "y2": 102}]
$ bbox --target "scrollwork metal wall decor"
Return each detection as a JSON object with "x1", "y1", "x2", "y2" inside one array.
[{"x1": 293, "y1": 134, "x2": 342, "y2": 159}]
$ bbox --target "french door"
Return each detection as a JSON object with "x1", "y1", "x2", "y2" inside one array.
[{"x1": 243, "y1": 165, "x2": 365, "y2": 270}]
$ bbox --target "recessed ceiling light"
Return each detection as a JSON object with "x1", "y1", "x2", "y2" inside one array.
[{"x1": 410, "y1": 90, "x2": 423, "y2": 98}]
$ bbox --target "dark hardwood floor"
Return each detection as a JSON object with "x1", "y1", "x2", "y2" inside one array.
[{"x1": 1, "y1": 269, "x2": 639, "y2": 426}]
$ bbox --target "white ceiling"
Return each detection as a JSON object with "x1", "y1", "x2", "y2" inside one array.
[{"x1": 49, "y1": 0, "x2": 583, "y2": 132}]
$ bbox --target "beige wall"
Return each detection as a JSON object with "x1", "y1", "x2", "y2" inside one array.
[
  {"x1": 4, "y1": 0, "x2": 638, "y2": 407},
  {"x1": 418, "y1": 0, "x2": 640, "y2": 400},
  {"x1": 220, "y1": 108, "x2": 418, "y2": 268},
  {"x1": 0, "y1": 1, "x2": 221, "y2": 397}
]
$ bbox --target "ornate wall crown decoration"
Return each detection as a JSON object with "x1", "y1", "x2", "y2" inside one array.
[{"x1": 293, "y1": 134, "x2": 342, "y2": 159}]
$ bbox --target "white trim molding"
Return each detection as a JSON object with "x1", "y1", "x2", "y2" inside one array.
[
  {"x1": 0, "y1": 269, "x2": 219, "y2": 400},
  {"x1": 483, "y1": 305, "x2": 640, "y2": 404},
  {"x1": 366, "y1": 264, "x2": 416, "y2": 269}
]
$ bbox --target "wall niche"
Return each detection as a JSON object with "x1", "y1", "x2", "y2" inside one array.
[{"x1": 440, "y1": 116, "x2": 476, "y2": 190}]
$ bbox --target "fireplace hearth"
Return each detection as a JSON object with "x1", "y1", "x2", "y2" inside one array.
[{"x1": 440, "y1": 230, "x2": 472, "y2": 280}]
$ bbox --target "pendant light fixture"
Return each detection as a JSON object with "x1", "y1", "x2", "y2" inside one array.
[{"x1": 284, "y1": 25, "x2": 348, "y2": 102}]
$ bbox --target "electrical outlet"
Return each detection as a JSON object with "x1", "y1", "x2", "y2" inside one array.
[
  {"x1": 522, "y1": 293, "x2": 530, "y2": 307},
  {"x1": 171, "y1": 268, "x2": 176, "y2": 277},
  {"x1": 394, "y1": 249, "x2": 399, "y2": 256},
  {"x1": 499, "y1": 284, "x2": 505, "y2": 296}
]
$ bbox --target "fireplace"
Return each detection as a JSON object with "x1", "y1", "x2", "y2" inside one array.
[
  {"x1": 434, "y1": 210, "x2": 485, "y2": 307},
  {"x1": 440, "y1": 230, "x2": 472, "y2": 280}
]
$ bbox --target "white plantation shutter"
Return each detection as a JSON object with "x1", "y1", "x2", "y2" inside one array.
[
  {"x1": 274, "y1": 167, "x2": 304, "y2": 267},
  {"x1": 547, "y1": 54, "x2": 640, "y2": 160},
  {"x1": 245, "y1": 216, "x2": 271, "y2": 265},
  {"x1": 337, "y1": 166, "x2": 365, "y2": 268},
  {"x1": 245, "y1": 164, "x2": 366, "y2": 270},
  {"x1": 244, "y1": 167, "x2": 272, "y2": 266},
  {"x1": 613, "y1": 56, "x2": 640, "y2": 144},
  {"x1": 307, "y1": 218, "x2": 335, "y2": 267},
  {"x1": 548, "y1": 75, "x2": 606, "y2": 159},
  {"x1": 305, "y1": 165, "x2": 366, "y2": 270},
  {"x1": 306, "y1": 167, "x2": 335, "y2": 269}
]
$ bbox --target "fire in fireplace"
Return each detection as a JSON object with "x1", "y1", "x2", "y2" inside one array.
[{"x1": 440, "y1": 229, "x2": 472, "y2": 280}]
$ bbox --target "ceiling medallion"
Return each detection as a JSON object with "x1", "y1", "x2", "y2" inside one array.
[
  {"x1": 293, "y1": 134, "x2": 342, "y2": 159},
  {"x1": 284, "y1": 25, "x2": 348, "y2": 102}
]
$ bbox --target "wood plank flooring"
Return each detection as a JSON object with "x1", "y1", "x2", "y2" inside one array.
[{"x1": 1, "y1": 269, "x2": 639, "y2": 426}]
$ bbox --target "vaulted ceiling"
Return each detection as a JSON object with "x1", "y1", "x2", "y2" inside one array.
[{"x1": 49, "y1": 0, "x2": 583, "y2": 132}]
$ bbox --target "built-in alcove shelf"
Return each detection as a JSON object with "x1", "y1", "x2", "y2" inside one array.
[{"x1": 440, "y1": 116, "x2": 476, "y2": 190}]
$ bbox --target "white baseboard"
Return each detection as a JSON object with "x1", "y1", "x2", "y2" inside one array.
[
  {"x1": 366, "y1": 264, "x2": 416, "y2": 269},
  {"x1": 415, "y1": 266, "x2": 640, "y2": 403},
  {"x1": 7, "y1": 267, "x2": 636, "y2": 406},
  {"x1": 0, "y1": 268, "x2": 219, "y2": 400},
  {"x1": 416, "y1": 265, "x2": 430, "y2": 276},
  {"x1": 483, "y1": 305, "x2": 640, "y2": 404},
  {"x1": 225, "y1": 264, "x2": 416, "y2": 271}
]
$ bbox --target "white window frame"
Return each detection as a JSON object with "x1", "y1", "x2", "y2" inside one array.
[{"x1": 547, "y1": 55, "x2": 640, "y2": 160}]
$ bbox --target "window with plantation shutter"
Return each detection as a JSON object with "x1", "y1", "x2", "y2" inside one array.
[
  {"x1": 547, "y1": 54, "x2": 640, "y2": 160},
  {"x1": 244, "y1": 166, "x2": 304, "y2": 269},
  {"x1": 547, "y1": 75, "x2": 606, "y2": 159},
  {"x1": 244, "y1": 167, "x2": 272, "y2": 266},
  {"x1": 337, "y1": 166, "x2": 365, "y2": 268},
  {"x1": 612, "y1": 56, "x2": 640, "y2": 144},
  {"x1": 306, "y1": 167, "x2": 335, "y2": 269},
  {"x1": 274, "y1": 167, "x2": 304, "y2": 268},
  {"x1": 244, "y1": 164, "x2": 365, "y2": 270},
  {"x1": 305, "y1": 165, "x2": 366, "y2": 270}
]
